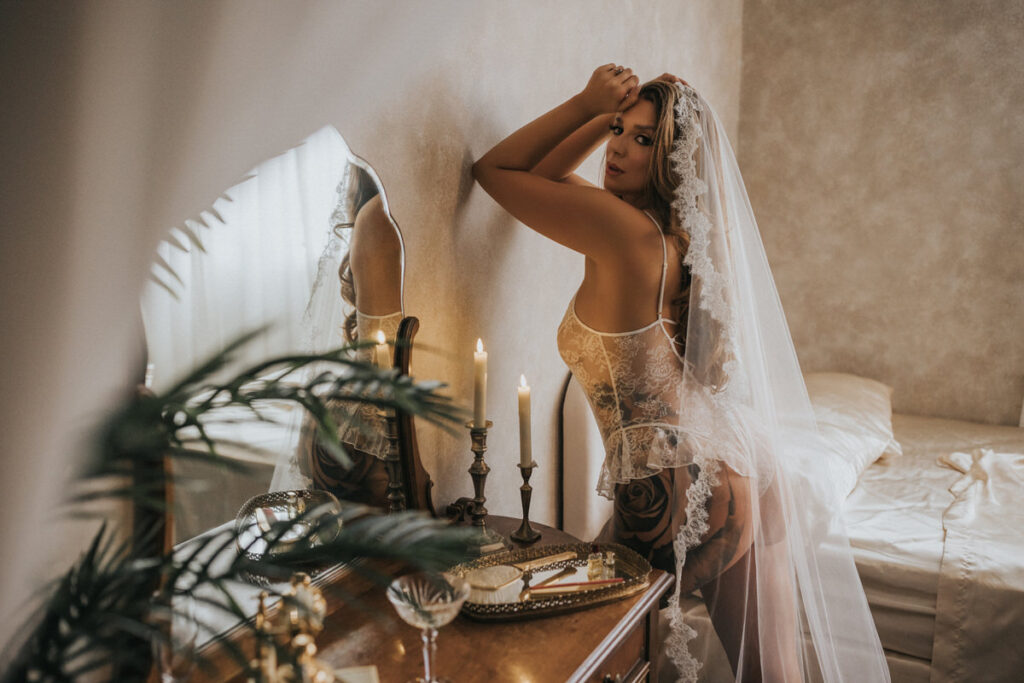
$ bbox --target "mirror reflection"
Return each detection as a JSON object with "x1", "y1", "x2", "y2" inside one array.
[
  {"x1": 279, "y1": 158, "x2": 407, "y2": 509},
  {"x1": 140, "y1": 125, "x2": 408, "y2": 543}
]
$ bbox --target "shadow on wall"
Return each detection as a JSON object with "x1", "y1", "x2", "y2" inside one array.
[{"x1": 369, "y1": 74, "x2": 530, "y2": 512}]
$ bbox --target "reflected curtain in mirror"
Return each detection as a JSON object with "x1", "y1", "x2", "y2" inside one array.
[
  {"x1": 140, "y1": 125, "x2": 352, "y2": 540},
  {"x1": 142, "y1": 125, "x2": 352, "y2": 384}
]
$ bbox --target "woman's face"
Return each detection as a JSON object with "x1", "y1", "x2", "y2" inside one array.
[{"x1": 603, "y1": 98, "x2": 657, "y2": 201}]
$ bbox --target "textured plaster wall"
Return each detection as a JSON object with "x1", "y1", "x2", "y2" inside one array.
[
  {"x1": 0, "y1": 0, "x2": 743, "y2": 643},
  {"x1": 406, "y1": 1, "x2": 744, "y2": 529},
  {"x1": 739, "y1": 0, "x2": 1024, "y2": 425}
]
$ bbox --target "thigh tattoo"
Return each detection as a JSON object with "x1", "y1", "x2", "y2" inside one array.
[
  {"x1": 612, "y1": 463, "x2": 748, "y2": 592},
  {"x1": 611, "y1": 464, "x2": 701, "y2": 574}
]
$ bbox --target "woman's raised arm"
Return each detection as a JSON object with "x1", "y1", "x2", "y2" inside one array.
[
  {"x1": 472, "y1": 65, "x2": 651, "y2": 259},
  {"x1": 531, "y1": 112, "x2": 615, "y2": 185}
]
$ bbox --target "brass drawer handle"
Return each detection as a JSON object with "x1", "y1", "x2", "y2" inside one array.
[{"x1": 603, "y1": 660, "x2": 650, "y2": 683}]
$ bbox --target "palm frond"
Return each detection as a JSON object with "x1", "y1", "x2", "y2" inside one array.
[
  {"x1": 147, "y1": 271, "x2": 182, "y2": 300},
  {"x1": 1, "y1": 524, "x2": 156, "y2": 683},
  {"x1": 151, "y1": 252, "x2": 184, "y2": 287},
  {"x1": 162, "y1": 228, "x2": 195, "y2": 254},
  {"x1": 79, "y1": 330, "x2": 464, "y2": 497},
  {"x1": 5, "y1": 329, "x2": 473, "y2": 680}
]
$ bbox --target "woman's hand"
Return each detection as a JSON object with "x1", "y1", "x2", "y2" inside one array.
[
  {"x1": 577, "y1": 63, "x2": 640, "y2": 117},
  {"x1": 654, "y1": 72, "x2": 690, "y2": 87}
]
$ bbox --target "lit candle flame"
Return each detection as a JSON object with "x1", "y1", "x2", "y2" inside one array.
[
  {"x1": 476, "y1": 338, "x2": 484, "y2": 353},
  {"x1": 375, "y1": 330, "x2": 386, "y2": 345},
  {"x1": 520, "y1": 374, "x2": 528, "y2": 388}
]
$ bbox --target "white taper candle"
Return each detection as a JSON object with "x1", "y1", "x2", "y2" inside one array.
[
  {"x1": 518, "y1": 374, "x2": 532, "y2": 467},
  {"x1": 473, "y1": 339, "x2": 487, "y2": 428},
  {"x1": 374, "y1": 329, "x2": 389, "y2": 369}
]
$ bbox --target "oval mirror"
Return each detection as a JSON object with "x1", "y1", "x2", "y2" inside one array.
[{"x1": 141, "y1": 125, "x2": 430, "y2": 545}]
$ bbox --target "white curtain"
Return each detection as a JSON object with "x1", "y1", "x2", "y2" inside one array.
[{"x1": 140, "y1": 125, "x2": 350, "y2": 390}]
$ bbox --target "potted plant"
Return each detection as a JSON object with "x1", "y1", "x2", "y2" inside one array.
[{"x1": 0, "y1": 331, "x2": 473, "y2": 682}]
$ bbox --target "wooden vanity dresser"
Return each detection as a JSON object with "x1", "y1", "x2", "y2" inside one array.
[{"x1": 204, "y1": 517, "x2": 673, "y2": 683}]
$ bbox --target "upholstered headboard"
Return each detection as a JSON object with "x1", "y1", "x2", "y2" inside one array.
[{"x1": 559, "y1": 372, "x2": 614, "y2": 542}]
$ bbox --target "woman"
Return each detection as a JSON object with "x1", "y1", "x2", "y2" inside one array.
[
  {"x1": 271, "y1": 164, "x2": 404, "y2": 507},
  {"x1": 472, "y1": 65, "x2": 889, "y2": 682},
  {"x1": 301, "y1": 189, "x2": 404, "y2": 507}
]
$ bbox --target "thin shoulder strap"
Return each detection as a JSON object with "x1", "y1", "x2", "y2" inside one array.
[{"x1": 641, "y1": 210, "x2": 670, "y2": 319}]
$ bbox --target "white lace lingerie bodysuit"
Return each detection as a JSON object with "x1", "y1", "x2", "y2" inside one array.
[
  {"x1": 557, "y1": 210, "x2": 690, "y2": 499},
  {"x1": 331, "y1": 309, "x2": 403, "y2": 459}
]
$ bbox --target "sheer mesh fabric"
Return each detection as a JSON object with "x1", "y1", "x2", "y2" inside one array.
[{"x1": 556, "y1": 211, "x2": 695, "y2": 498}]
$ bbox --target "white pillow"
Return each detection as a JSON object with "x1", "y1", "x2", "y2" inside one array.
[{"x1": 804, "y1": 372, "x2": 902, "y2": 497}]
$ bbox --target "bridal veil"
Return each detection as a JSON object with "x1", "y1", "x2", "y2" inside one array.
[{"x1": 659, "y1": 83, "x2": 889, "y2": 682}]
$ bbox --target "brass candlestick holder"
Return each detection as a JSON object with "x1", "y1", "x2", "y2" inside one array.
[
  {"x1": 510, "y1": 461, "x2": 541, "y2": 544},
  {"x1": 381, "y1": 408, "x2": 406, "y2": 513},
  {"x1": 249, "y1": 575, "x2": 335, "y2": 682},
  {"x1": 446, "y1": 420, "x2": 507, "y2": 555}
]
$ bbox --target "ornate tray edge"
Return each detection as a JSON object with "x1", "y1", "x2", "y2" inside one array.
[{"x1": 450, "y1": 542, "x2": 653, "y2": 622}]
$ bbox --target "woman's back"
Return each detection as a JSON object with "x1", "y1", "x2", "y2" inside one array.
[
  {"x1": 557, "y1": 209, "x2": 691, "y2": 498},
  {"x1": 570, "y1": 208, "x2": 685, "y2": 333}
]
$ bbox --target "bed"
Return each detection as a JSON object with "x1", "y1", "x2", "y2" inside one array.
[
  {"x1": 843, "y1": 413, "x2": 1024, "y2": 682},
  {"x1": 560, "y1": 372, "x2": 1024, "y2": 682}
]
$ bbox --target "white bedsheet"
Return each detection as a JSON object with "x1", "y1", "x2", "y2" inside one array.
[
  {"x1": 844, "y1": 414, "x2": 1024, "y2": 680},
  {"x1": 843, "y1": 417, "x2": 960, "y2": 660},
  {"x1": 931, "y1": 446, "x2": 1024, "y2": 681}
]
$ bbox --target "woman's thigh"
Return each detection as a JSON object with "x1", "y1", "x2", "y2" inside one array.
[{"x1": 302, "y1": 436, "x2": 390, "y2": 508}]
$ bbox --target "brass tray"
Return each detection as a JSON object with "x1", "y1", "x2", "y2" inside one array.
[{"x1": 449, "y1": 542, "x2": 651, "y2": 621}]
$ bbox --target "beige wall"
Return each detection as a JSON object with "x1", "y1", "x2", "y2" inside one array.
[
  {"x1": 739, "y1": 0, "x2": 1024, "y2": 425},
  {"x1": 0, "y1": 0, "x2": 744, "y2": 645}
]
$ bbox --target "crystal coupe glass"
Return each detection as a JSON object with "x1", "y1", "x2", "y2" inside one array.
[{"x1": 386, "y1": 573, "x2": 469, "y2": 683}]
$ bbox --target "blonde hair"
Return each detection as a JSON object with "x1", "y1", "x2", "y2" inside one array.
[
  {"x1": 339, "y1": 253, "x2": 357, "y2": 342},
  {"x1": 635, "y1": 80, "x2": 732, "y2": 388},
  {"x1": 635, "y1": 80, "x2": 692, "y2": 352}
]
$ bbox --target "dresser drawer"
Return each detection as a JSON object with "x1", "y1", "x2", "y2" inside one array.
[{"x1": 588, "y1": 616, "x2": 650, "y2": 683}]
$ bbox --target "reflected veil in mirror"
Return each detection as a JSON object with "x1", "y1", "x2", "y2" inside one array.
[
  {"x1": 272, "y1": 151, "x2": 410, "y2": 511},
  {"x1": 141, "y1": 125, "x2": 425, "y2": 544}
]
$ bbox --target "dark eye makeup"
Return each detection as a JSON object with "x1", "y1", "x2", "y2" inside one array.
[{"x1": 609, "y1": 123, "x2": 653, "y2": 146}]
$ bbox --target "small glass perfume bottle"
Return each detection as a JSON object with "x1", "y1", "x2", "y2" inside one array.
[
  {"x1": 602, "y1": 550, "x2": 616, "y2": 580},
  {"x1": 285, "y1": 491, "x2": 306, "y2": 518},
  {"x1": 587, "y1": 547, "x2": 605, "y2": 581}
]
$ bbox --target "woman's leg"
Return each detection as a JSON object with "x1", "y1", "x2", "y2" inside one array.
[
  {"x1": 607, "y1": 462, "x2": 750, "y2": 578},
  {"x1": 701, "y1": 546, "x2": 761, "y2": 681},
  {"x1": 699, "y1": 485, "x2": 803, "y2": 682},
  {"x1": 610, "y1": 464, "x2": 801, "y2": 681},
  {"x1": 677, "y1": 462, "x2": 753, "y2": 594},
  {"x1": 608, "y1": 466, "x2": 694, "y2": 574}
]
